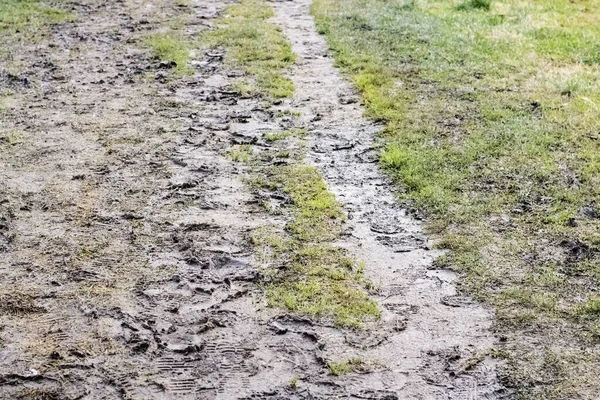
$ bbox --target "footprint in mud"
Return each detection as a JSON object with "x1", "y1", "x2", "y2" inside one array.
[{"x1": 375, "y1": 234, "x2": 427, "y2": 253}]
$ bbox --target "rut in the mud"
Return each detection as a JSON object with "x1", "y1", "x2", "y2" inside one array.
[{"x1": 0, "y1": 0, "x2": 504, "y2": 398}]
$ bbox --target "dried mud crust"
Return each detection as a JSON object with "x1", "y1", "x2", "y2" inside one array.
[{"x1": 0, "y1": 0, "x2": 503, "y2": 399}]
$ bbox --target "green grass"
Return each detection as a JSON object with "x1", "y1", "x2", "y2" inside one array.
[
  {"x1": 275, "y1": 165, "x2": 345, "y2": 242},
  {"x1": 145, "y1": 33, "x2": 193, "y2": 76},
  {"x1": 312, "y1": 0, "x2": 600, "y2": 397},
  {"x1": 200, "y1": 0, "x2": 295, "y2": 98},
  {"x1": 327, "y1": 357, "x2": 366, "y2": 376},
  {"x1": 456, "y1": 0, "x2": 491, "y2": 11},
  {"x1": 263, "y1": 243, "x2": 379, "y2": 327},
  {"x1": 226, "y1": 144, "x2": 254, "y2": 163},
  {"x1": 0, "y1": 0, "x2": 73, "y2": 34},
  {"x1": 264, "y1": 131, "x2": 290, "y2": 142},
  {"x1": 253, "y1": 166, "x2": 380, "y2": 328}
]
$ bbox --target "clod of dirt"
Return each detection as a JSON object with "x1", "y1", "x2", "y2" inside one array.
[
  {"x1": 0, "y1": 292, "x2": 46, "y2": 315},
  {"x1": 441, "y1": 295, "x2": 474, "y2": 308},
  {"x1": 559, "y1": 239, "x2": 592, "y2": 262}
]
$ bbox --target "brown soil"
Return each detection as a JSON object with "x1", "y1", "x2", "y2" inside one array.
[{"x1": 0, "y1": 0, "x2": 506, "y2": 398}]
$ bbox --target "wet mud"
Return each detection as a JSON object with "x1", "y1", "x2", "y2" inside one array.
[
  {"x1": 0, "y1": 0, "x2": 505, "y2": 398},
  {"x1": 270, "y1": 1, "x2": 504, "y2": 398}
]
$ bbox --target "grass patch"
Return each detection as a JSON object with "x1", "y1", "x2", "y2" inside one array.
[
  {"x1": 312, "y1": 0, "x2": 600, "y2": 396},
  {"x1": 263, "y1": 128, "x2": 306, "y2": 142},
  {"x1": 328, "y1": 357, "x2": 365, "y2": 375},
  {"x1": 200, "y1": 0, "x2": 295, "y2": 98},
  {"x1": 145, "y1": 33, "x2": 193, "y2": 76},
  {"x1": 575, "y1": 296, "x2": 600, "y2": 320},
  {"x1": 327, "y1": 356, "x2": 382, "y2": 375},
  {"x1": 0, "y1": 0, "x2": 73, "y2": 34},
  {"x1": 226, "y1": 144, "x2": 253, "y2": 163},
  {"x1": 289, "y1": 376, "x2": 299, "y2": 389},
  {"x1": 264, "y1": 131, "x2": 290, "y2": 142},
  {"x1": 253, "y1": 167, "x2": 380, "y2": 327},
  {"x1": 274, "y1": 165, "x2": 345, "y2": 242},
  {"x1": 263, "y1": 245, "x2": 379, "y2": 327},
  {"x1": 456, "y1": 0, "x2": 491, "y2": 11}
]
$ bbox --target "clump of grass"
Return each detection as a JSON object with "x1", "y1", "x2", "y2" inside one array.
[
  {"x1": 265, "y1": 245, "x2": 379, "y2": 327},
  {"x1": 312, "y1": 0, "x2": 600, "y2": 396},
  {"x1": 145, "y1": 33, "x2": 193, "y2": 75},
  {"x1": 273, "y1": 165, "x2": 345, "y2": 241},
  {"x1": 201, "y1": 0, "x2": 295, "y2": 98},
  {"x1": 226, "y1": 144, "x2": 253, "y2": 163},
  {"x1": 0, "y1": 0, "x2": 73, "y2": 34},
  {"x1": 575, "y1": 296, "x2": 600, "y2": 320},
  {"x1": 253, "y1": 169, "x2": 379, "y2": 327},
  {"x1": 251, "y1": 226, "x2": 292, "y2": 263},
  {"x1": 276, "y1": 109, "x2": 302, "y2": 118},
  {"x1": 327, "y1": 357, "x2": 368, "y2": 375},
  {"x1": 250, "y1": 158, "x2": 379, "y2": 327},
  {"x1": 267, "y1": 280, "x2": 379, "y2": 328},
  {"x1": 263, "y1": 128, "x2": 307, "y2": 142},
  {"x1": 249, "y1": 129, "x2": 378, "y2": 328},
  {"x1": 233, "y1": 78, "x2": 258, "y2": 98},
  {"x1": 264, "y1": 131, "x2": 290, "y2": 142}
]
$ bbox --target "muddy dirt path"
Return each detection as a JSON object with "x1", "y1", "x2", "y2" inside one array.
[
  {"x1": 271, "y1": 1, "x2": 503, "y2": 398},
  {"x1": 0, "y1": 0, "x2": 504, "y2": 398}
]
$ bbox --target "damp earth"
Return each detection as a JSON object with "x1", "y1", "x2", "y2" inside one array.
[{"x1": 0, "y1": 0, "x2": 507, "y2": 399}]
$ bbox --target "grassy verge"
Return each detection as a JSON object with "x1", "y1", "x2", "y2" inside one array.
[
  {"x1": 311, "y1": 0, "x2": 600, "y2": 397},
  {"x1": 200, "y1": 0, "x2": 295, "y2": 98}
]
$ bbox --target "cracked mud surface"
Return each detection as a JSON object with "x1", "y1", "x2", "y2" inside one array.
[{"x1": 0, "y1": 0, "x2": 505, "y2": 398}]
